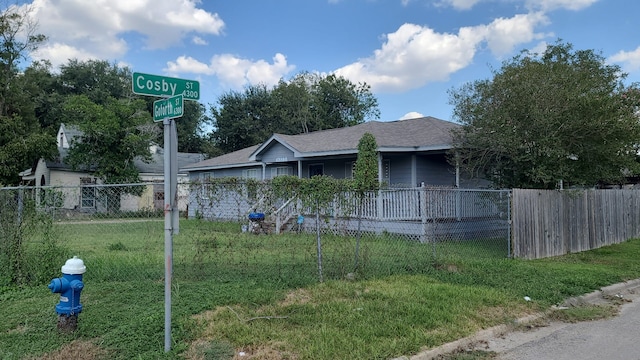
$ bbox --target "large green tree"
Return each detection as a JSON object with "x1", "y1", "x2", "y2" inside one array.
[
  {"x1": 210, "y1": 72, "x2": 379, "y2": 154},
  {"x1": 0, "y1": 5, "x2": 55, "y2": 185},
  {"x1": 62, "y1": 95, "x2": 154, "y2": 184},
  {"x1": 449, "y1": 41, "x2": 640, "y2": 189}
]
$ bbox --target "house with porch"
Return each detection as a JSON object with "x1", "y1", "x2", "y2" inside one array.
[{"x1": 180, "y1": 117, "x2": 501, "y2": 237}]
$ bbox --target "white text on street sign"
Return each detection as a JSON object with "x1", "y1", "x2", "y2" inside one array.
[
  {"x1": 154, "y1": 94, "x2": 184, "y2": 122},
  {"x1": 133, "y1": 72, "x2": 199, "y2": 100}
]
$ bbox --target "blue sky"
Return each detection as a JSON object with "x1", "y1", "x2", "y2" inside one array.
[{"x1": 13, "y1": 0, "x2": 640, "y2": 123}]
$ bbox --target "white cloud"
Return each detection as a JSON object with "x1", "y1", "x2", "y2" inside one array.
[
  {"x1": 437, "y1": 0, "x2": 598, "y2": 11},
  {"x1": 609, "y1": 46, "x2": 640, "y2": 73},
  {"x1": 32, "y1": 42, "x2": 99, "y2": 69},
  {"x1": 165, "y1": 53, "x2": 295, "y2": 89},
  {"x1": 400, "y1": 111, "x2": 424, "y2": 120},
  {"x1": 483, "y1": 12, "x2": 549, "y2": 56},
  {"x1": 24, "y1": 0, "x2": 224, "y2": 68},
  {"x1": 334, "y1": 12, "x2": 548, "y2": 93},
  {"x1": 438, "y1": 0, "x2": 481, "y2": 10},
  {"x1": 165, "y1": 55, "x2": 215, "y2": 75},
  {"x1": 525, "y1": 0, "x2": 598, "y2": 11},
  {"x1": 334, "y1": 24, "x2": 481, "y2": 92},
  {"x1": 192, "y1": 36, "x2": 208, "y2": 45}
]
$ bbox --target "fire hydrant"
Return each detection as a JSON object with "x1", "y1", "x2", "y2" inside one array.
[{"x1": 48, "y1": 256, "x2": 86, "y2": 332}]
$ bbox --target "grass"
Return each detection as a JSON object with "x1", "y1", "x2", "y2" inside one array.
[{"x1": 2, "y1": 219, "x2": 640, "y2": 359}]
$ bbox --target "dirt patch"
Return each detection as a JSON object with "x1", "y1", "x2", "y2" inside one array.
[
  {"x1": 183, "y1": 339, "x2": 298, "y2": 360},
  {"x1": 232, "y1": 343, "x2": 298, "y2": 360},
  {"x1": 278, "y1": 288, "x2": 312, "y2": 306},
  {"x1": 24, "y1": 340, "x2": 108, "y2": 360}
]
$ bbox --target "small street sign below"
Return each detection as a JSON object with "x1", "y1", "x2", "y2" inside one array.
[
  {"x1": 153, "y1": 94, "x2": 184, "y2": 122},
  {"x1": 133, "y1": 72, "x2": 199, "y2": 100}
]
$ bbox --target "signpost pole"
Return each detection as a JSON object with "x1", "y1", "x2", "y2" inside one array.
[
  {"x1": 163, "y1": 117, "x2": 173, "y2": 353},
  {"x1": 133, "y1": 71, "x2": 196, "y2": 353}
]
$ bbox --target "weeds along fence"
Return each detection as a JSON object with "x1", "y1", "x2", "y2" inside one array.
[{"x1": 0, "y1": 182, "x2": 510, "y2": 288}]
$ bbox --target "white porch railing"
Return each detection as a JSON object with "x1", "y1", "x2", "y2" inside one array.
[
  {"x1": 274, "y1": 197, "x2": 300, "y2": 234},
  {"x1": 273, "y1": 188, "x2": 507, "y2": 233}
]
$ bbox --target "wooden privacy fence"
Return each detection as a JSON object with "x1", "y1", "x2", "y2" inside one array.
[{"x1": 512, "y1": 189, "x2": 640, "y2": 259}]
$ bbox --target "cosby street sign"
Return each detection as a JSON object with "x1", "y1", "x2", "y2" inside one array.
[
  {"x1": 133, "y1": 72, "x2": 200, "y2": 100},
  {"x1": 153, "y1": 94, "x2": 184, "y2": 122}
]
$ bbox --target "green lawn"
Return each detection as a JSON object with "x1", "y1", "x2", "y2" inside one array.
[{"x1": 2, "y1": 219, "x2": 640, "y2": 359}]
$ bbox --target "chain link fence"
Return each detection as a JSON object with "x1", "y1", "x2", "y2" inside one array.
[{"x1": 0, "y1": 182, "x2": 510, "y2": 288}]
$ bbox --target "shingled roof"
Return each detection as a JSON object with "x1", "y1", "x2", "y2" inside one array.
[{"x1": 182, "y1": 117, "x2": 458, "y2": 171}]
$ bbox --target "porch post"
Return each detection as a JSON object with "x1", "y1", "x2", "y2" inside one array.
[
  {"x1": 377, "y1": 154, "x2": 383, "y2": 219},
  {"x1": 420, "y1": 183, "x2": 428, "y2": 243},
  {"x1": 411, "y1": 154, "x2": 417, "y2": 187},
  {"x1": 455, "y1": 156, "x2": 460, "y2": 188},
  {"x1": 298, "y1": 160, "x2": 302, "y2": 178}
]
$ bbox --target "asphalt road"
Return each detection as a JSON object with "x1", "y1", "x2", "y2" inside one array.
[{"x1": 492, "y1": 285, "x2": 640, "y2": 360}]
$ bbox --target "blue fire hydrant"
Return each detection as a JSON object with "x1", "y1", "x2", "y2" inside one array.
[{"x1": 48, "y1": 256, "x2": 86, "y2": 332}]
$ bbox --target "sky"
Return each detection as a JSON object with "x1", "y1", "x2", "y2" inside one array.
[{"x1": 10, "y1": 0, "x2": 640, "y2": 123}]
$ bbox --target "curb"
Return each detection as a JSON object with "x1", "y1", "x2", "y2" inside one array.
[{"x1": 394, "y1": 279, "x2": 640, "y2": 360}]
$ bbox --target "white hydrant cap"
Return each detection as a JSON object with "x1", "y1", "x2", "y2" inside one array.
[{"x1": 61, "y1": 256, "x2": 86, "y2": 275}]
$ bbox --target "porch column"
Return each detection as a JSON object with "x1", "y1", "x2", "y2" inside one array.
[
  {"x1": 261, "y1": 162, "x2": 267, "y2": 180},
  {"x1": 377, "y1": 154, "x2": 383, "y2": 219},
  {"x1": 411, "y1": 154, "x2": 417, "y2": 187},
  {"x1": 455, "y1": 156, "x2": 460, "y2": 188},
  {"x1": 297, "y1": 160, "x2": 302, "y2": 178}
]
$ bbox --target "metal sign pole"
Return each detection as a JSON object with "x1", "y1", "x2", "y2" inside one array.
[
  {"x1": 135, "y1": 71, "x2": 194, "y2": 354},
  {"x1": 163, "y1": 117, "x2": 173, "y2": 352}
]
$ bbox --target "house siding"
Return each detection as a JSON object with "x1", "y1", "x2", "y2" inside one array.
[
  {"x1": 385, "y1": 154, "x2": 413, "y2": 186},
  {"x1": 259, "y1": 143, "x2": 296, "y2": 163},
  {"x1": 416, "y1": 154, "x2": 456, "y2": 187}
]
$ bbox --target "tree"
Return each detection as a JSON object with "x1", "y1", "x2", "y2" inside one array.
[
  {"x1": 62, "y1": 95, "x2": 154, "y2": 185},
  {"x1": 0, "y1": 4, "x2": 55, "y2": 185},
  {"x1": 449, "y1": 41, "x2": 640, "y2": 189},
  {"x1": 58, "y1": 59, "x2": 132, "y2": 105},
  {"x1": 22, "y1": 60, "x2": 64, "y2": 134},
  {"x1": 210, "y1": 84, "x2": 272, "y2": 154},
  {"x1": 210, "y1": 72, "x2": 379, "y2": 154},
  {"x1": 353, "y1": 132, "x2": 379, "y2": 272},
  {"x1": 172, "y1": 101, "x2": 211, "y2": 153}
]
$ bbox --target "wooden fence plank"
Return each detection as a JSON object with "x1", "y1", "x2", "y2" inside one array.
[{"x1": 512, "y1": 189, "x2": 640, "y2": 259}]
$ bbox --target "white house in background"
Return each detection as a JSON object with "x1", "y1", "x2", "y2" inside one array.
[{"x1": 19, "y1": 123, "x2": 204, "y2": 212}]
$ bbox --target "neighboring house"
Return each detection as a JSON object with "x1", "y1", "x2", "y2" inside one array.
[
  {"x1": 19, "y1": 123, "x2": 204, "y2": 212},
  {"x1": 182, "y1": 116, "x2": 481, "y2": 188}
]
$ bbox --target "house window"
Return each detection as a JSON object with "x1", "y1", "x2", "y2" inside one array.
[
  {"x1": 309, "y1": 164, "x2": 324, "y2": 177},
  {"x1": 80, "y1": 177, "x2": 96, "y2": 208},
  {"x1": 271, "y1": 166, "x2": 292, "y2": 178},
  {"x1": 153, "y1": 183, "x2": 164, "y2": 210},
  {"x1": 242, "y1": 169, "x2": 259, "y2": 180}
]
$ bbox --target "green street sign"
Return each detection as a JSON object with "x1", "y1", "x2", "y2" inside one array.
[
  {"x1": 153, "y1": 94, "x2": 184, "y2": 122},
  {"x1": 133, "y1": 72, "x2": 199, "y2": 100}
]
